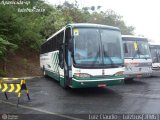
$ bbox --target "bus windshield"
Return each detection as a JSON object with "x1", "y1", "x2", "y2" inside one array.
[
  {"x1": 73, "y1": 28, "x2": 123, "y2": 67},
  {"x1": 123, "y1": 40, "x2": 151, "y2": 59},
  {"x1": 150, "y1": 45, "x2": 160, "y2": 62}
]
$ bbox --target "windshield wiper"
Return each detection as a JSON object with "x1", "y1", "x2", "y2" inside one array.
[
  {"x1": 132, "y1": 50, "x2": 139, "y2": 60},
  {"x1": 90, "y1": 45, "x2": 101, "y2": 66},
  {"x1": 102, "y1": 45, "x2": 115, "y2": 67},
  {"x1": 132, "y1": 51, "x2": 150, "y2": 60},
  {"x1": 143, "y1": 55, "x2": 149, "y2": 60}
]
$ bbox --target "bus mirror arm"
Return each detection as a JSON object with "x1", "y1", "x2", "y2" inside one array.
[
  {"x1": 68, "y1": 39, "x2": 73, "y2": 52},
  {"x1": 153, "y1": 57, "x2": 157, "y2": 63},
  {"x1": 59, "y1": 51, "x2": 64, "y2": 69},
  {"x1": 59, "y1": 62, "x2": 64, "y2": 69}
]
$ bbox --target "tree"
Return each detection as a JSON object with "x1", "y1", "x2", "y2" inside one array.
[
  {"x1": 0, "y1": 37, "x2": 17, "y2": 72},
  {"x1": 88, "y1": 10, "x2": 134, "y2": 35},
  {"x1": 0, "y1": 0, "x2": 135, "y2": 76}
]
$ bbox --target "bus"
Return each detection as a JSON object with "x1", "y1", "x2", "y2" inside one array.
[
  {"x1": 122, "y1": 35, "x2": 152, "y2": 80},
  {"x1": 149, "y1": 42, "x2": 160, "y2": 76},
  {"x1": 40, "y1": 23, "x2": 124, "y2": 88}
]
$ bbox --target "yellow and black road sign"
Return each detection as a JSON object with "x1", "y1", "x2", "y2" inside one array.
[
  {"x1": 0, "y1": 78, "x2": 30, "y2": 107},
  {"x1": 0, "y1": 83, "x2": 21, "y2": 93}
]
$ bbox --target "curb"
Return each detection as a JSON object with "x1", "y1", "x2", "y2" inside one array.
[{"x1": 19, "y1": 76, "x2": 42, "y2": 80}]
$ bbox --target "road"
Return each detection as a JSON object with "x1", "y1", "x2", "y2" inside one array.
[{"x1": 0, "y1": 76, "x2": 160, "y2": 120}]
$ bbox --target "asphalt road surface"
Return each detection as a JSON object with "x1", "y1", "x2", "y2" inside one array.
[{"x1": 0, "y1": 76, "x2": 160, "y2": 120}]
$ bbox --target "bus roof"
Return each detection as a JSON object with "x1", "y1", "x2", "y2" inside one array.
[
  {"x1": 122, "y1": 35, "x2": 147, "y2": 39},
  {"x1": 149, "y1": 41, "x2": 160, "y2": 46},
  {"x1": 47, "y1": 23, "x2": 120, "y2": 41},
  {"x1": 66, "y1": 23, "x2": 120, "y2": 30},
  {"x1": 122, "y1": 35, "x2": 148, "y2": 41}
]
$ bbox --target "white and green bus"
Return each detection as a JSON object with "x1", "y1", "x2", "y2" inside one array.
[
  {"x1": 122, "y1": 35, "x2": 152, "y2": 80},
  {"x1": 40, "y1": 23, "x2": 124, "y2": 88}
]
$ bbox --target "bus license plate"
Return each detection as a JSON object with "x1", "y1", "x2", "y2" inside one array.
[{"x1": 137, "y1": 74, "x2": 142, "y2": 78}]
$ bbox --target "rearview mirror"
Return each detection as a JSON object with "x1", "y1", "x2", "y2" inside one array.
[
  {"x1": 153, "y1": 57, "x2": 157, "y2": 63},
  {"x1": 124, "y1": 43, "x2": 128, "y2": 53}
]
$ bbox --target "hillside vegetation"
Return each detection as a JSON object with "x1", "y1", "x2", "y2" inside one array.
[{"x1": 0, "y1": 0, "x2": 134, "y2": 77}]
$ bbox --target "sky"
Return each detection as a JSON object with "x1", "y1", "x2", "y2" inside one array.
[{"x1": 45, "y1": 0, "x2": 160, "y2": 42}]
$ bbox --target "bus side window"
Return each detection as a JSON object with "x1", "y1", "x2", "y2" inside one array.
[
  {"x1": 58, "y1": 31, "x2": 64, "y2": 69},
  {"x1": 123, "y1": 43, "x2": 128, "y2": 53}
]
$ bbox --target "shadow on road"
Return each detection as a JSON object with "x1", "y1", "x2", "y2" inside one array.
[
  {"x1": 41, "y1": 77, "x2": 122, "y2": 98},
  {"x1": 68, "y1": 87, "x2": 117, "y2": 96},
  {"x1": 124, "y1": 79, "x2": 147, "y2": 85}
]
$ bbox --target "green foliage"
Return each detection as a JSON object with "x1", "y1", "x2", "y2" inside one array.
[
  {"x1": 88, "y1": 10, "x2": 134, "y2": 35},
  {"x1": 0, "y1": 0, "x2": 135, "y2": 60},
  {"x1": 0, "y1": 69, "x2": 6, "y2": 77},
  {"x1": 0, "y1": 37, "x2": 17, "y2": 60}
]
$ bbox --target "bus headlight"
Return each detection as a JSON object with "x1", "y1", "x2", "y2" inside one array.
[
  {"x1": 114, "y1": 71, "x2": 124, "y2": 76},
  {"x1": 74, "y1": 73, "x2": 91, "y2": 78}
]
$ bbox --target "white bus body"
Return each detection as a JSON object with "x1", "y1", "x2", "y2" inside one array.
[
  {"x1": 122, "y1": 35, "x2": 152, "y2": 79},
  {"x1": 40, "y1": 23, "x2": 125, "y2": 88}
]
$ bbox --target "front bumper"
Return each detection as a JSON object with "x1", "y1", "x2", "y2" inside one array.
[
  {"x1": 124, "y1": 72, "x2": 152, "y2": 78},
  {"x1": 70, "y1": 77, "x2": 124, "y2": 88}
]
